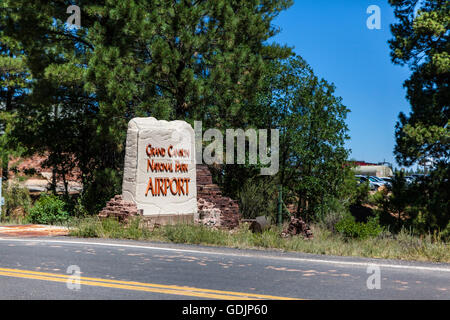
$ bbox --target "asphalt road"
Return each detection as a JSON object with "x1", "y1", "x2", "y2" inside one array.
[{"x1": 0, "y1": 236, "x2": 449, "y2": 300}]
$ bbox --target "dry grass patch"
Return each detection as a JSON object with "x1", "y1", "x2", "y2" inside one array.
[{"x1": 68, "y1": 217, "x2": 450, "y2": 263}]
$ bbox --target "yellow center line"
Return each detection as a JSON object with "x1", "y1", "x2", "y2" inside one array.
[
  {"x1": 0, "y1": 270, "x2": 244, "y2": 299},
  {"x1": 0, "y1": 267, "x2": 299, "y2": 300}
]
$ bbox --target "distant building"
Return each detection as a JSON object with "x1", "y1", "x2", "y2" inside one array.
[
  {"x1": 354, "y1": 165, "x2": 393, "y2": 177},
  {"x1": 349, "y1": 161, "x2": 393, "y2": 177}
]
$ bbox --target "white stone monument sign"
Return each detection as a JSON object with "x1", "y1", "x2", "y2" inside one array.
[{"x1": 122, "y1": 118, "x2": 197, "y2": 219}]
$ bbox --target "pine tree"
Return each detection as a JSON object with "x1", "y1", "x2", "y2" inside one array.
[
  {"x1": 1, "y1": 0, "x2": 293, "y2": 212},
  {"x1": 388, "y1": 0, "x2": 449, "y2": 231},
  {"x1": 0, "y1": 18, "x2": 31, "y2": 180},
  {"x1": 389, "y1": 0, "x2": 449, "y2": 166}
]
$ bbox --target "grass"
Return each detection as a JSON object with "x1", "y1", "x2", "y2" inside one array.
[
  {"x1": 0, "y1": 215, "x2": 68, "y2": 226},
  {"x1": 68, "y1": 217, "x2": 450, "y2": 263},
  {"x1": 0, "y1": 216, "x2": 29, "y2": 225}
]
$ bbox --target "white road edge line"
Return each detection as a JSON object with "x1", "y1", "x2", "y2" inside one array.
[{"x1": 1, "y1": 237, "x2": 449, "y2": 273}]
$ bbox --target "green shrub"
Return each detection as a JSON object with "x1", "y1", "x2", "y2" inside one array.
[
  {"x1": 28, "y1": 194, "x2": 69, "y2": 224},
  {"x1": 353, "y1": 181, "x2": 370, "y2": 205},
  {"x1": 315, "y1": 196, "x2": 349, "y2": 232},
  {"x1": 1, "y1": 182, "x2": 32, "y2": 221},
  {"x1": 72, "y1": 195, "x2": 90, "y2": 217},
  {"x1": 239, "y1": 177, "x2": 278, "y2": 220},
  {"x1": 410, "y1": 163, "x2": 450, "y2": 233},
  {"x1": 372, "y1": 169, "x2": 449, "y2": 236},
  {"x1": 336, "y1": 214, "x2": 383, "y2": 239},
  {"x1": 368, "y1": 189, "x2": 385, "y2": 206},
  {"x1": 440, "y1": 223, "x2": 450, "y2": 242}
]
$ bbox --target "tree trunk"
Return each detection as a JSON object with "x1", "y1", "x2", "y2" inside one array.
[{"x1": 2, "y1": 87, "x2": 14, "y2": 182}]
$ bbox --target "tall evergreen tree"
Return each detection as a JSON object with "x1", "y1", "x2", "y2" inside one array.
[
  {"x1": 0, "y1": 20, "x2": 31, "y2": 180},
  {"x1": 1, "y1": 0, "x2": 293, "y2": 212},
  {"x1": 388, "y1": 0, "x2": 449, "y2": 231},
  {"x1": 389, "y1": 0, "x2": 449, "y2": 166}
]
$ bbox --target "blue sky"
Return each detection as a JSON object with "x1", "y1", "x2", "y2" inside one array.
[{"x1": 272, "y1": 0, "x2": 412, "y2": 167}]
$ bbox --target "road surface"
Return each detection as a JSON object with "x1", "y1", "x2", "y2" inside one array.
[{"x1": 0, "y1": 236, "x2": 449, "y2": 300}]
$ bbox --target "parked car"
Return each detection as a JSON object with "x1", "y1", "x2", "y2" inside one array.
[
  {"x1": 370, "y1": 176, "x2": 392, "y2": 188},
  {"x1": 355, "y1": 175, "x2": 379, "y2": 190},
  {"x1": 368, "y1": 176, "x2": 387, "y2": 189}
]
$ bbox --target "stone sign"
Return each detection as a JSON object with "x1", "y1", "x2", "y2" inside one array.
[{"x1": 122, "y1": 117, "x2": 197, "y2": 219}]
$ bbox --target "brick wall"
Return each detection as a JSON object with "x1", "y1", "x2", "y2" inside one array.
[{"x1": 196, "y1": 165, "x2": 240, "y2": 229}]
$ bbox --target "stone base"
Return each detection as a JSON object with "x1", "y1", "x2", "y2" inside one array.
[
  {"x1": 140, "y1": 214, "x2": 194, "y2": 228},
  {"x1": 98, "y1": 195, "x2": 141, "y2": 223},
  {"x1": 99, "y1": 195, "x2": 194, "y2": 227}
]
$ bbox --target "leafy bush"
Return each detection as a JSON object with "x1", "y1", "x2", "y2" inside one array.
[
  {"x1": 1, "y1": 182, "x2": 31, "y2": 221},
  {"x1": 368, "y1": 189, "x2": 385, "y2": 206},
  {"x1": 239, "y1": 177, "x2": 278, "y2": 220},
  {"x1": 28, "y1": 194, "x2": 69, "y2": 224},
  {"x1": 72, "y1": 195, "x2": 90, "y2": 217},
  {"x1": 315, "y1": 170, "x2": 370, "y2": 231},
  {"x1": 336, "y1": 214, "x2": 383, "y2": 239},
  {"x1": 315, "y1": 196, "x2": 349, "y2": 232},
  {"x1": 439, "y1": 223, "x2": 450, "y2": 242},
  {"x1": 353, "y1": 181, "x2": 370, "y2": 205}
]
